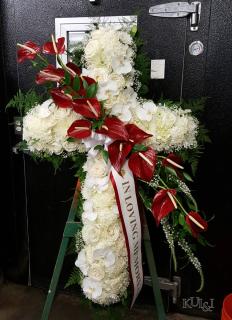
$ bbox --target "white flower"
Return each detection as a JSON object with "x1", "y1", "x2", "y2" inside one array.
[
  {"x1": 136, "y1": 101, "x2": 157, "y2": 121},
  {"x1": 88, "y1": 263, "x2": 105, "y2": 281},
  {"x1": 82, "y1": 224, "x2": 101, "y2": 244},
  {"x1": 112, "y1": 58, "x2": 132, "y2": 75},
  {"x1": 75, "y1": 250, "x2": 89, "y2": 276},
  {"x1": 92, "y1": 247, "x2": 116, "y2": 267},
  {"x1": 82, "y1": 210, "x2": 97, "y2": 223},
  {"x1": 82, "y1": 277, "x2": 102, "y2": 300},
  {"x1": 23, "y1": 99, "x2": 83, "y2": 155},
  {"x1": 88, "y1": 158, "x2": 109, "y2": 178}
]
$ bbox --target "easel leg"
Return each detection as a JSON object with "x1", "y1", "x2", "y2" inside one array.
[
  {"x1": 41, "y1": 237, "x2": 70, "y2": 320},
  {"x1": 143, "y1": 216, "x2": 166, "y2": 320},
  {"x1": 41, "y1": 182, "x2": 81, "y2": 320}
]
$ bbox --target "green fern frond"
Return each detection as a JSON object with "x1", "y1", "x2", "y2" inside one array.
[
  {"x1": 6, "y1": 89, "x2": 42, "y2": 115},
  {"x1": 65, "y1": 266, "x2": 83, "y2": 289}
]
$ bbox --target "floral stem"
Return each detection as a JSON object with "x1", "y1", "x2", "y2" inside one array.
[
  {"x1": 158, "y1": 176, "x2": 169, "y2": 188},
  {"x1": 37, "y1": 53, "x2": 49, "y2": 65}
]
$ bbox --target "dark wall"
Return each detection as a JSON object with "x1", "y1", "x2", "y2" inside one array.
[
  {"x1": 197, "y1": 0, "x2": 232, "y2": 307},
  {"x1": 1, "y1": 0, "x2": 232, "y2": 317}
]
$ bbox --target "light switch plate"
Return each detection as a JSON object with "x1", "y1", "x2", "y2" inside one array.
[{"x1": 151, "y1": 59, "x2": 165, "y2": 79}]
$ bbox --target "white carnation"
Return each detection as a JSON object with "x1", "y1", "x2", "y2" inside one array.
[{"x1": 23, "y1": 99, "x2": 84, "y2": 155}]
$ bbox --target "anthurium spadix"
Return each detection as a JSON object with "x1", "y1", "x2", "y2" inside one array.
[
  {"x1": 108, "y1": 141, "x2": 132, "y2": 173},
  {"x1": 97, "y1": 117, "x2": 129, "y2": 141},
  {"x1": 36, "y1": 65, "x2": 65, "y2": 84},
  {"x1": 72, "y1": 98, "x2": 101, "y2": 119},
  {"x1": 186, "y1": 211, "x2": 208, "y2": 238},
  {"x1": 128, "y1": 147, "x2": 157, "y2": 182},
  {"x1": 67, "y1": 119, "x2": 92, "y2": 139},
  {"x1": 162, "y1": 153, "x2": 184, "y2": 170},
  {"x1": 50, "y1": 88, "x2": 73, "y2": 108}
]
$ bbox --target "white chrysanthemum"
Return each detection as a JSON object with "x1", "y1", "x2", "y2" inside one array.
[{"x1": 23, "y1": 99, "x2": 84, "y2": 155}]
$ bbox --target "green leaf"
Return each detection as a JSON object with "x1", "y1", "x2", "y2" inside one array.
[
  {"x1": 179, "y1": 214, "x2": 185, "y2": 226},
  {"x1": 132, "y1": 144, "x2": 147, "y2": 152},
  {"x1": 130, "y1": 25, "x2": 137, "y2": 37},
  {"x1": 64, "y1": 71, "x2": 71, "y2": 86},
  {"x1": 102, "y1": 150, "x2": 109, "y2": 163},
  {"x1": 94, "y1": 145, "x2": 104, "y2": 151},
  {"x1": 67, "y1": 137, "x2": 76, "y2": 143},
  {"x1": 86, "y1": 83, "x2": 98, "y2": 98},
  {"x1": 165, "y1": 166, "x2": 178, "y2": 177},
  {"x1": 138, "y1": 186, "x2": 152, "y2": 211},
  {"x1": 73, "y1": 76, "x2": 80, "y2": 91},
  {"x1": 92, "y1": 118, "x2": 104, "y2": 130},
  {"x1": 183, "y1": 171, "x2": 194, "y2": 182}
]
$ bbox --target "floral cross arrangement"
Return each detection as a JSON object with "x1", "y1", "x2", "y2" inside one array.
[{"x1": 9, "y1": 23, "x2": 210, "y2": 307}]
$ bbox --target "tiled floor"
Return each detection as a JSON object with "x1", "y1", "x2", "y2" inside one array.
[{"x1": 0, "y1": 282, "x2": 209, "y2": 320}]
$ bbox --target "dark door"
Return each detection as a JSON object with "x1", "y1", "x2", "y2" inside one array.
[{"x1": 1, "y1": 1, "x2": 232, "y2": 319}]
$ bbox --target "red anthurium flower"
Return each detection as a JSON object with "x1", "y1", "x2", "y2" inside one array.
[
  {"x1": 125, "y1": 123, "x2": 153, "y2": 144},
  {"x1": 108, "y1": 141, "x2": 132, "y2": 173},
  {"x1": 77, "y1": 76, "x2": 97, "y2": 97},
  {"x1": 50, "y1": 88, "x2": 73, "y2": 108},
  {"x1": 17, "y1": 41, "x2": 40, "y2": 63},
  {"x1": 72, "y1": 98, "x2": 101, "y2": 119},
  {"x1": 128, "y1": 147, "x2": 157, "y2": 182},
  {"x1": 162, "y1": 153, "x2": 184, "y2": 170},
  {"x1": 152, "y1": 189, "x2": 177, "y2": 226},
  {"x1": 35, "y1": 65, "x2": 65, "y2": 84},
  {"x1": 66, "y1": 62, "x2": 81, "y2": 76},
  {"x1": 97, "y1": 117, "x2": 129, "y2": 141},
  {"x1": 43, "y1": 36, "x2": 65, "y2": 55},
  {"x1": 186, "y1": 211, "x2": 208, "y2": 238},
  {"x1": 67, "y1": 119, "x2": 92, "y2": 139},
  {"x1": 82, "y1": 76, "x2": 96, "y2": 85}
]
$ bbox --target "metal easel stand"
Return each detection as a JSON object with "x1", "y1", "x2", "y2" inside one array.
[{"x1": 41, "y1": 182, "x2": 166, "y2": 320}]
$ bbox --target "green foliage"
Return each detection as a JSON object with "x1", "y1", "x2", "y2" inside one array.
[
  {"x1": 138, "y1": 185, "x2": 152, "y2": 211},
  {"x1": 131, "y1": 30, "x2": 150, "y2": 97},
  {"x1": 70, "y1": 152, "x2": 87, "y2": 182},
  {"x1": 132, "y1": 144, "x2": 147, "y2": 152},
  {"x1": 86, "y1": 83, "x2": 98, "y2": 98},
  {"x1": 76, "y1": 192, "x2": 84, "y2": 221},
  {"x1": 158, "y1": 97, "x2": 211, "y2": 175},
  {"x1": 73, "y1": 76, "x2": 81, "y2": 91},
  {"x1": 6, "y1": 89, "x2": 42, "y2": 115},
  {"x1": 178, "y1": 146, "x2": 204, "y2": 176},
  {"x1": 94, "y1": 145, "x2": 109, "y2": 163},
  {"x1": 70, "y1": 46, "x2": 85, "y2": 68},
  {"x1": 180, "y1": 97, "x2": 207, "y2": 118},
  {"x1": 65, "y1": 266, "x2": 83, "y2": 288},
  {"x1": 66, "y1": 237, "x2": 77, "y2": 256}
]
